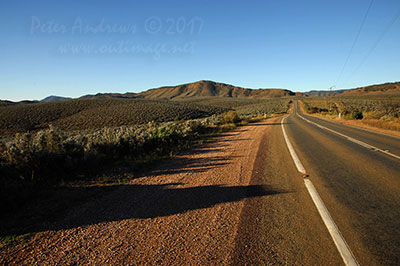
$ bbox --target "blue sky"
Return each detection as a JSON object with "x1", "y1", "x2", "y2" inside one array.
[{"x1": 1, "y1": 0, "x2": 399, "y2": 101}]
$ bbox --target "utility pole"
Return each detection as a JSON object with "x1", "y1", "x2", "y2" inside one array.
[{"x1": 329, "y1": 86, "x2": 336, "y2": 113}]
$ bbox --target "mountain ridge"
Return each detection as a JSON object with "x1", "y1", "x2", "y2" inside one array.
[
  {"x1": 136, "y1": 80, "x2": 298, "y2": 99},
  {"x1": 5, "y1": 80, "x2": 400, "y2": 103},
  {"x1": 341, "y1": 81, "x2": 400, "y2": 95}
]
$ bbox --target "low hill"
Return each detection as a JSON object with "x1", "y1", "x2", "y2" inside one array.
[
  {"x1": 80, "y1": 92, "x2": 137, "y2": 99},
  {"x1": 0, "y1": 100, "x2": 38, "y2": 106},
  {"x1": 41, "y1": 96, "x2": 72, "y2": 102},
  {"x1": 0, "y1": 100, "x2": 16, "y2": 107},
  {"x1": 136, "y1": 80, "x2": 295, "y2": 99},
  {"x1": 341, "y1": 82, "x2": 400, "y2": 96}
]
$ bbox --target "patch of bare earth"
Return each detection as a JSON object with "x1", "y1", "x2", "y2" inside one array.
[{"x1": 1, "y1": 117, "x2": 280, "y2": 265}]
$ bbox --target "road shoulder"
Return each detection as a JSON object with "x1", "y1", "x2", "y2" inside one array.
[
  {"x1": 231, "y1": 115, "x2": 343, "y2": 265},
  {"x1": 1, "y1": 117, "x2": 281, "y2": 265}
]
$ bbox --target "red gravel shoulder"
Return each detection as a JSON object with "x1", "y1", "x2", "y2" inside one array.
[{"x1": 1, "y1": 118, "x2": 280, "y2": 265}]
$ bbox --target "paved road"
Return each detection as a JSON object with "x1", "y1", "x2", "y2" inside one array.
[{"x1": 283, "y1": 101, "x2": 400, "y2": 265}]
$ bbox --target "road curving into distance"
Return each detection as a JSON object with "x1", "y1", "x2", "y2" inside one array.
[{"x1": 282, "y1": 101, "x2": 400, "y2": 266}]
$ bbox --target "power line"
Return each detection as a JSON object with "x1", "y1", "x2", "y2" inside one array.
[
  {"x1": 335, "y1": 0, "x2": 374, "y2": 87},
  {"x1": 344, "y1": 6, "x2": 400, "y2": 84}
]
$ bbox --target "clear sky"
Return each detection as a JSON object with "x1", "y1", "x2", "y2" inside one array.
[{"x1": 1, "y1": 0, "x2": 399, "y2": 101}]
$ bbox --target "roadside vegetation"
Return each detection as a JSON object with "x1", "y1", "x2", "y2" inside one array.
[
  {"x1": 0, "y1": 98, "x2": 229, "y2": 136},
  {"x1": 0, "y1": 97, "x2": 291, "y2": 241},
  {"x1": 301, "y1": 95, "x2": 400, "y2": 132},
  {"x1": 0, "y1": 105, "x2": 287, "y2": 189}
]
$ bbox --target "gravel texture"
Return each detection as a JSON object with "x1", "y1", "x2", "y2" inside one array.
[{"x1": 1, "y1": 119, "x2": 278, "y2": 265}]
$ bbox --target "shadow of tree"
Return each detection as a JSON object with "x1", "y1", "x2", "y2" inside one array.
[
  {"x1": 0, "y1": 122, "x2": 289, "y2": 239},
  {"x1": 1, "y1": 183, "x2": 287, "y2": 237},
  {"x1": 139, "y1": 155, "x2": 235, "y2": 177}
]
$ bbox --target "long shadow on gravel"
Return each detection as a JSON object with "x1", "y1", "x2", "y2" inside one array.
[
  {"x1": 137, "y1": 154, "x2": 236, "y2": 177},
  {"x1": 1, "y1": 183, "x2": 287, "y2": 237},
  {"x1": 0, "y1": 126, "x2": 287, "y2": 239},
  {"x1": 248, "y1": 122, "x2": 290, "y2": 126}
]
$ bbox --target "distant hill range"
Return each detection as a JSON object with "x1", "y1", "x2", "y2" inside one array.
[
  {"x1": 4, "y1": 80, "x2": 400, "y2": 104},
  {"x1": 75, "y1": 80, "x2": 299, "y2": 100},
  {"x1": 80, "y1": 92, "x2": 137, "y2": 99},
  {"x1": 136, "y1": 80, "x2": 299, "y2": 99},
  {"x1": 304, "y1": 81, "x2": 400, "y2": 96},
  {"x1": 41, "y1": 96, "x2": 72, "y2": 102},
  {"x1": 341, "y1": 81, "x2": 400, "y2": 96},
  {"x1": 82, "y1": 80, "x2": 398, "y2": 100},
  {"x1": 304, "y1": 89, "x2": 348, "y2": 97}
]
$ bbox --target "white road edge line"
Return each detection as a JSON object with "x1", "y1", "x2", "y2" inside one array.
[
  {"x1": 304, "y1": 179, "x2": 359, "y2": 266},
  {"x1": 281, "y1": 116, "x2": 306, "y2": 174},
  {"x1": 297, "y1": 113, "x2": 400, "y2": 160},
  {"x1": 281, "y1": 116, "x2": 360, "y2": 266}
]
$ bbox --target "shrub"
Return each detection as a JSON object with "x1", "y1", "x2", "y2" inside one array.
[
  {"x1": 352, "y1": 110, "x2": 363, "y2": 120},
  {"x1": 222, "y1": 111, "x2": 240, "y2": 124},
  {"x1": 0, "y1": 118, "x2": 214, "y2": 184},
  {"x1": 303, "y1": 97, "x2": 400, "y2": 121}
]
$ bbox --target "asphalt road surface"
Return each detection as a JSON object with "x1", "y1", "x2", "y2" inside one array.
[{"x1": 280, "y1": 101, "x2": 400, "y2": 265}]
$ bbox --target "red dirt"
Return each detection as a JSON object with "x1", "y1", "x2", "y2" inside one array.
[{"x1": 1, "y1": 118, "x2": 281, "y2": 265}]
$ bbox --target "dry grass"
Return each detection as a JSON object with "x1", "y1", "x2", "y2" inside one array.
[
  {"x1": 301, "y1": 102, "x2": 400, "y2": 137},
  {"x1": 357, "y1": 119, "x2": 400, "y2": 133},
  {"x1": 301, "y1": 95, "x2": 400, "y2": 135}
]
